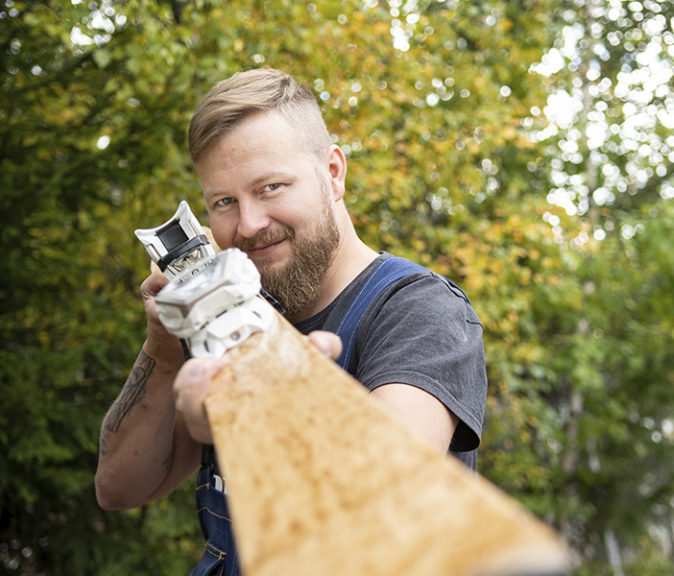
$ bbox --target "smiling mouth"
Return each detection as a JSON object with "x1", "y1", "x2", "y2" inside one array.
[
  {"x1": 244, "y1": 239, "x2": 286, "y2": 258},
  {"x1": 237, "y1": 228, "x2": 293, "y2": 257}
]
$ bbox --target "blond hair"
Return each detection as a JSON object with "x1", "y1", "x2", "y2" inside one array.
[{"x1": 188, "y1": 68, "x2": 331, "y2": 163}]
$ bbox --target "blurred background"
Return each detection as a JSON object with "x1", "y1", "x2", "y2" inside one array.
[{"x1": 1, "y1": 0, "x2": 672, "y2": 574}]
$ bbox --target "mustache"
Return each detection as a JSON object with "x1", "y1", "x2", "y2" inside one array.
[{"x1": 235, "y1": 227, "x2": 294, "y2": 251}]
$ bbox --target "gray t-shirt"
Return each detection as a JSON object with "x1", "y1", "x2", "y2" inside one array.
[{"x1": 295, "y1": 254, "x2": 488, "y2": 470}]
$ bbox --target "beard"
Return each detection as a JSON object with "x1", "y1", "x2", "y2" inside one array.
[{"x1": 235, "y1": 182, "x2": 340, "y2": 321}]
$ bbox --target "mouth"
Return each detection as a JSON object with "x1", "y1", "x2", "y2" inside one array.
[
  {"x1": 244, "y1": 238, "x2": 286, "y2": 259},
  {"x1": 236, "y1": 227, "x2": 294, "y2": 263}
]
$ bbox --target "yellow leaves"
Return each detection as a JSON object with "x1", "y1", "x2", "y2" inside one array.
[
  {"x1": 500, "y1": 17, "x2": 514, "y2": 32},
  {"x1": 518, "y1": 267, "x2": 533, "y2": 286},
  {"x1": 371, "y1": 19, "x2": 390, "y2": 37}
]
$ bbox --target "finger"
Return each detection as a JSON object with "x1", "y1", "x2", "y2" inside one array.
[
  {"x1": 306, "y1": 330, "x2": 343, "y2": 360},
  {"x1": 140, "y1": 270, "x2": 169, "y2": 301},
  {"x1": 174, "y1": 357, "x2": 224, "y2": 400}
]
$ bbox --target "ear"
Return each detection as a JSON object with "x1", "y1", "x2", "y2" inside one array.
[{"x1": 326, "y1": 145, "x2": 347, "y2": 202}]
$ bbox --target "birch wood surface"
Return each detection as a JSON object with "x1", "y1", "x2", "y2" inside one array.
[{"x1": 204, "y1": 309, "x2": 569, "y2": 576}]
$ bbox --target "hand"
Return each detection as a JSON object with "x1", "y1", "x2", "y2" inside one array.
[
  {"x1": 173, "y1": 330, "x2": 343, "y2": 443},
  {"x1": 140, "y1": 270, "x2": 184, "y2": 365},
  {"x1": 306, "y1": 330, "x2": 343, "y2": 360},
  {"x1": 174, "y1": 356, "x2": 225, "y2": 445}
]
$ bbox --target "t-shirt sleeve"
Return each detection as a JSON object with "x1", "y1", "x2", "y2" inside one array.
[{"x1": 352, "y1": 273, "x2": 487, "y2": 452}]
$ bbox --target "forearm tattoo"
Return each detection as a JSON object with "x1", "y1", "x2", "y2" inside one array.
[{"x1": 105, "y1": 350, "x2": 156, "y2": 435}]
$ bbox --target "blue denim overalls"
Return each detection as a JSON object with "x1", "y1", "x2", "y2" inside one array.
[
  {"x1": 188, "y1": 256, "x2": 457, "y2": 575},
  {"x1": 189, "y1": 446, "x2": 241, "y2": 576}
]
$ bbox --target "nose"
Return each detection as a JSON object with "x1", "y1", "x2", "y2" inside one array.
[{"x1": 236, "y1": 198, "x2": 271, "y2": 239}]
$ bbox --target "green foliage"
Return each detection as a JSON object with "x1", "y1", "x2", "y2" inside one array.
[
  {"x1": 1, "y1": 0, "x2": 672, "y2": 574},
  {"x1": 1, "y1": 1, "x2": 202, "y2": 573}
]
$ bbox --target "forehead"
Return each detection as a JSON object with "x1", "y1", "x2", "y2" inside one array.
[
  {"x1": 197, "y1": 111, "x2": 320, "y2": 187},
  {"x1": 222, "y1": 111, "x2": 307, "y2": 155}
]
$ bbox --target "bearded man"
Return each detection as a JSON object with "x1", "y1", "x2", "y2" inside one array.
[{"x1": 95, "y1": 68, "x2": 487, "y2": 576}]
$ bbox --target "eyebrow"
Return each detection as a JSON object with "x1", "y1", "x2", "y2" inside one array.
[
  {"x1": 203, "y1": 188, "x2": 228, "y2": 200},
  {"x1": 203, "y1": 170, "x2": 295, "y2": 199}
]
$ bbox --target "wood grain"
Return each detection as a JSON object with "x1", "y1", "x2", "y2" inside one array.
[{"x1": 205, "y1": 309, "x2": 569, "y2": 576}]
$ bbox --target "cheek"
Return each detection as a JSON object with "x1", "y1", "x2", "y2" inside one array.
[
  {"x1": 281, "y1": 199, "x2": 322, "y2": 229},
  {"x1": 207, "y1": 216, "x2": 237, "y2": 250}
]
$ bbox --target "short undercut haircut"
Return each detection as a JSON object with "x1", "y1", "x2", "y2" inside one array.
[{"x1": 189, "y1": 68, "x2": 331, "y2": 163}]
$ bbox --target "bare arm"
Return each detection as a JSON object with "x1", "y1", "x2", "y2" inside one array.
[
  {"x1": 95, "y1": 272, "x2": 200, "y2": 510},
  {"x1": 370, "y1": 384, "x2": 458, "y2": 453}
]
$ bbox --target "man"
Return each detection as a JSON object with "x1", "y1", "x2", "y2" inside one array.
[{"x1": 95, "y1": 68, "x2": 487, "y2": 575}]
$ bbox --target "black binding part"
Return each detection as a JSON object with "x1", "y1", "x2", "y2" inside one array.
[{"x1": 157, "y1": 234, "x2": 209, "y2": 271}]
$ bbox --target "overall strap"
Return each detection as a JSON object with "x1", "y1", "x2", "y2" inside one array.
[
  {"x1": 334, "y1": 255, "x2": 469, "y2": 372},
  {"x1": 334, "y1": 256, "x2": 428, "y2": 371}
]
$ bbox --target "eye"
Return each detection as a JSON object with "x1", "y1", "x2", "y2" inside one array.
[
  {"x1": 263, "y1": 183, "x2": 282, "y2": 193},
  {"x1": 214, "y1": 197, "x2": 235, "y2": 208}
]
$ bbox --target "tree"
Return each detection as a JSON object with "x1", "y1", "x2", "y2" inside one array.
[
  {"x1": 1, "y1": 0, "x2": 671, "y2": 574},
  {"x1": 521, "y1": 0, "x2": 674, "y2": 573},
  {"x1": 1, "y1": 2, "x2": 204, "y2": 573}
]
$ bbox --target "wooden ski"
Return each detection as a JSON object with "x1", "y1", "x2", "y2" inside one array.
[
  {"x1": 136, "y1": 202, "x2": 569, "y2": 575},
  {"x1": 204, "y1": 307, "x2": 570, "y2": 576}
]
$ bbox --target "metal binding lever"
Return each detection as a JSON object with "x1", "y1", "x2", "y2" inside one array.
[{"x1": 134, "y1": 202, "x2": 274, "y2": 358}]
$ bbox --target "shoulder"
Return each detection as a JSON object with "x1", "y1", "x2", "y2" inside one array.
[
  {"x1": 355, "y1": 258, "x2": 485, "y2": 372},
  {"x1": 352, "y1": 260, "x2": 488, "y2": 453},
  {"x1": 364, "y1": 262, "x2": 481, "y2": 330}
]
